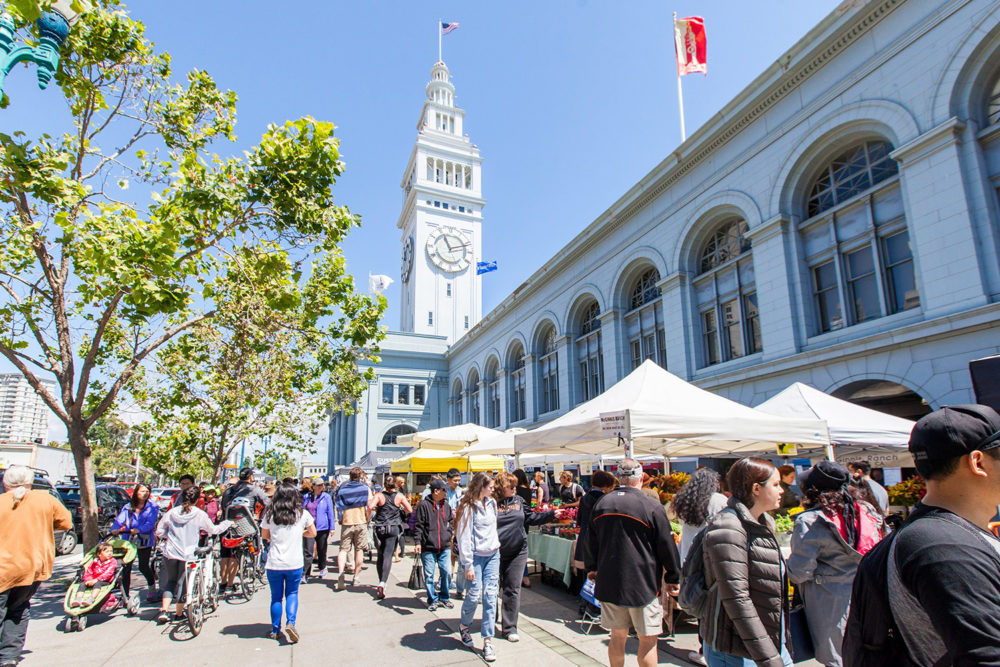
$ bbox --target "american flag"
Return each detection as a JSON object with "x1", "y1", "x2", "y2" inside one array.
[{"x1": 441, "y1": 22, "x2": 460, "y2": 35}]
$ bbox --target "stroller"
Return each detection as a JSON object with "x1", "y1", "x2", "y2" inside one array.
[
  {"x1": 577, "y1": 577, "x2": 603, "y2": 634},
  {"x1": 63, "y1": 539, "x2": 141, "y2": 631}
]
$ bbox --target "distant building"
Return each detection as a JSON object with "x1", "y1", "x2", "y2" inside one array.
[
  {"x1": 0, "y1": 374, "x2": 54, "y2": 444},
  {"x1": 332, "y1": 0, "x2": 1000, "y2": 468},
  {"x1": 301, "y1": 462, "x2": 327, "y2": 480}
]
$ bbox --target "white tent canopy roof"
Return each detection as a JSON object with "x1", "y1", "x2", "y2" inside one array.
[
  {"x1": 456, "y1": 428, "x2": 525, "y2": 456},
  {"x1": 514, "y1": 360, "x2": 830, "y2": 457},
  {"x1": 396, "y1": 423, "x2": 502, "y2": 451}
]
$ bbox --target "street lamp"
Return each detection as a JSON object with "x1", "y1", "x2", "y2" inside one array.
[{"x1": 0, "y1": 0, "x2": 90, "y2": 97}]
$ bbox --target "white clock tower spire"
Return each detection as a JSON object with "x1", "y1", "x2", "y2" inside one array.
[{"x1": 398, "y1": 61, "x2": 485, "y2": 344}]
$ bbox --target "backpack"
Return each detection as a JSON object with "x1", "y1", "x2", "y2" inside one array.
[
  {"x1": 677, "y1": 525, "x2": 714, "y2": 618},
  {"x1": 842, "y1": 530, "x2": 913, "y2": 666}
]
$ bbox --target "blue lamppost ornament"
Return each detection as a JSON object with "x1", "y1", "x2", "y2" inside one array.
[{"x1": 0, "y1": 0, "x2": 90, "y2": 98}]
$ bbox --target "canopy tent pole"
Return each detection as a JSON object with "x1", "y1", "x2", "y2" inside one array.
[{"x1": 825, "y1": 444, "x2": 836, "y2": 461}]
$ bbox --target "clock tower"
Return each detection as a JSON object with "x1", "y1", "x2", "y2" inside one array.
[{"x1": 398, "y1": 61, "x2": 485, "y2": 344}]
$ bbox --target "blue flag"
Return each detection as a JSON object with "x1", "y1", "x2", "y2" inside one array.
[{"x1": 476, "y1": 260, "x2": 497, "y2": 275}]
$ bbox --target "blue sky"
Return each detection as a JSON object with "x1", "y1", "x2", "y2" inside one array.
[{"x1": 3, "y1": 1, "x2": 843, "y2": 446}]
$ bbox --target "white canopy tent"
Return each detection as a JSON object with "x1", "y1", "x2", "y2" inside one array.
[
  {"x1": 755, "y1": 382, "x2": 916, "y2": 466},
  {"x1": 396, "y1": 423, "x2": 502, "y2": 451},
  {"x1": 514, "y1": 360, "x2": 830, "y2": 458}
]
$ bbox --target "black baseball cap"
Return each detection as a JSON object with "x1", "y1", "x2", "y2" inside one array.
[
  {"x1": 429, "y1": 478, "x2": 448, "y2": 492},
  {"x1": 239, "y1": 468, "x2": 254, "y2": 481},
  {"x1": 908, "y1": 404, "x2": 1000, "y2": 463},
  {"x1": 800, "y1": 460, "x2": 850, "y2": 492}
]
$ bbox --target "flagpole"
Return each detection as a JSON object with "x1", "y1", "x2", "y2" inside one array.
[
  {"x1": 674, "y1": 12, "x2": 687, "y2": 143},
  {"x1": 438, "y1": 19, "x2": 442, "y2": 62}
]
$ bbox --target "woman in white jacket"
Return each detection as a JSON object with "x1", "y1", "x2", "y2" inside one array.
[
  {"x1": 154, "y1": 486, "x2": 231, "y2": 623},
  {"x1": 455, "y1": 472, "x2": 500, "y2": 663}
]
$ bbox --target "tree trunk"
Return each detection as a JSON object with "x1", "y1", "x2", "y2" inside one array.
[{"x1": 68, "y1": 424, "x2": 101, "y2": 552}]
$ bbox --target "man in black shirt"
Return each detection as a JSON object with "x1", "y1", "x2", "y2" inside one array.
[
  {"x1": 889, "y1": 404, "x2": 1000, "y2": 665},
  {"x1": 585, "y1": 459, "x2": 680, "y2": 667}
]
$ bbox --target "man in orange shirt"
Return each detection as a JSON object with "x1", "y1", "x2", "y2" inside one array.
[{"x1": 0, "y1": 466, "x2": 72, "y2": 666}]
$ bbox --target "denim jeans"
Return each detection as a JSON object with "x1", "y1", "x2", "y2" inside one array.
[
  {"x1": 420, "y1": 549, "x2": 451, "y2": 603},
  {"x1": 266, "y1": 568, "x2": 303, "y2": 633},
  {"x1": 703, "y1": 641, "x2": 793, "y2": 667},
  {"x1": 460, "y1": 551, "x2": 500, "y2": 639}
]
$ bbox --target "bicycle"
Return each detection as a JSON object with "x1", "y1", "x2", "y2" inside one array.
[
  {"x1": 184, "y1": 536, "x2": 221, "y2": 636},
  {"x1": 221, "y1": 531, "x2": 263, "y2": 601}
]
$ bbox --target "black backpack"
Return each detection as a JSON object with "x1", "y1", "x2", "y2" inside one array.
[
  {"x1": 842, "y1": 530, "x2": 913, "y2": 666},
  {"x1": 677, "y1": 525, "x2": 713, "y2": 618}
]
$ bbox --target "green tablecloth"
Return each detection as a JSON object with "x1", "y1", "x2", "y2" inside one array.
[{"x1": 527, "y1": 532, "x2": 576, "y2": 587}]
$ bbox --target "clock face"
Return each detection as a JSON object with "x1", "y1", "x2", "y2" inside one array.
[
  {"x1": 401, "y1": 236, "x2": 414, "y2": 283},
  {"x1": 426, "y1": 226, "x2": 471, "y2": 272}
]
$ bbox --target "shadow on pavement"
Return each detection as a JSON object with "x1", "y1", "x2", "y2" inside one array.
[
  {"x1": 220, "y1": 622, "x2": 275, "y2": 641},
  {"x1": 400, "y1": 619, "x2": 469, "y2": 654},
  {"x1": 378, "y1": 595, "x2": 427, "y2": 616}
]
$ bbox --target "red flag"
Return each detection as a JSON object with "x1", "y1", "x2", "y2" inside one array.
[{"x1": 674, "y1": 16, "x2": 707, "y2": 76}]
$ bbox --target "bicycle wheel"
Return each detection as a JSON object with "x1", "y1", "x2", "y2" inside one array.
[
  {"x1": 238, "y1": 553, "x2": 256, "y2": 601},
  {"x1": 186, "y1": 569, "x2": 204, "y2": 636},
  {"x1": 207, "y1": 556, "x2": 221, "y2": 612}
]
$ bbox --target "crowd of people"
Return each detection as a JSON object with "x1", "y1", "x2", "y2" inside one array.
[{"x1": 1, "y1": 403, "x2": 1000, "y2": 665}]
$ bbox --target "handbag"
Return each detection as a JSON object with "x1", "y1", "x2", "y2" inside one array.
[
  {"x1": 788, "y1": 588, "x2": 815, "y2": 662},
  {"x1": 407, "y1": 560, "x2": 425, "y2": 590}
]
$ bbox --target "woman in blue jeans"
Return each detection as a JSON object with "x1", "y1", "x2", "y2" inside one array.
[
  {"x1": 260, "y1": 483, "x2": 316, "y2": 643},
  {"x1": 455, "y1": 472, "x2": 500, "y2": 663}
]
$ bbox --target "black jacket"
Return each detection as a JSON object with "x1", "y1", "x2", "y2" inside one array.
[
  {"x1": 575, "y1": 488, "x2": 605, "y2": 562},
  {"x1": 413, "y1": 496, "x2": 453, "y2": 552},
  {"x1": 585, "y1": 485, "x2": 680, "y2": 607},
  {"x1": 496, "y1": 495, "x2": 555, "y2": 557}
]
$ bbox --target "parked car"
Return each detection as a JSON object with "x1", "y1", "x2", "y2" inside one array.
[
  {"x1": 56, "y1": 484, "x2": 131, "y2": 541},
  {"x1": 150, "y1": 487, "x2": 179, "y2": 509},
  {"x1": 0, "y1": 465, "x2": 77, "y2": 555}
]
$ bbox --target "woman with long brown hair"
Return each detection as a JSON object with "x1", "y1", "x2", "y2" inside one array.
[
  {"x1": 110, "y1": 482, "x2": 159, "y2": 600},
  {"x1": 454, "y1": 471, "x2": 500, "y2": 662},
  {"x1": 368, "y1": 474, "x2": 412, "y2": 599},
  {"x1": 699, "y1": 457, "x2": 792, "y2": 667}
]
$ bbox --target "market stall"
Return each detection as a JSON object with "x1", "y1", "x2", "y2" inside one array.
[
  {"x1": 754, "y1": 382, "x2": 915, "y2": 466},
  {"x1": 396, "y1": 423, "x2": 502, "y2": 451},
  {"x1": 515, "y1": 360, "x2": 830, "y2": 458},
  {"x1": 388, "y1": 447, "x2": 505, "y2": 474}
]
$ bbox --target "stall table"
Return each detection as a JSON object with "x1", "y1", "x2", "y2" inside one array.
[{"x1": 527, "y1": 531, "x2": 576, "y2": 587}]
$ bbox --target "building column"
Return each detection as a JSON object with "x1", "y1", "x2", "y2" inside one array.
[
  {"x1": 522, "y1": 353, "x2": 536, "y2": 423},
  {"x1": 891, "y1": 117, "x2": 990, "y2": 317},
  {"x1": 477, "y1": 381, "x2": 487, "y2": 425},
  {"x1": 496, "y1": 369, "x2": 508, "y2": 430},
  {"x1": 460, "y1": 390, "x2": 469, "y2": 424},
  {"x1": 597, "y1": 310, "x2": 622, "y2": 388},
  {"x1": 554, "y1": 335, "x2": 572, "y2": 414},
  {"x1": 745, "y1": 215, "x2": 801, "y2": 361},
  {"x1": 363, "y1": 379, "x2": 377, "y2": 461},
  {"x1": 659, "y1": 272, "x2": 693, "y2": 380}
]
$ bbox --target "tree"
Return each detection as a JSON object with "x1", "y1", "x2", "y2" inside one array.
[{"x1": 0, "y1": 1, "x2": 384, "y2": 549}]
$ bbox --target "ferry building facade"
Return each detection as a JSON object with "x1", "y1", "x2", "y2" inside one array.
[{"x1": 328, "y1": 0, "x2": 1000, "y2": 469}]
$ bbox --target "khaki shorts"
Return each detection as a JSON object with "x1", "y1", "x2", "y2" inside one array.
[
  {"x1": 339, "y1": 523, "x2": 369, "y2": 554},
  {"x1": 600, "y1": 597, "x2": 663, "y2": 637}
]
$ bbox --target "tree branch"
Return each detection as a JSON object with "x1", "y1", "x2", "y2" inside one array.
[
  {"x1": 0, "y1": 344, "x2": 69, "y2": 423},
  {"x1": 75, "y1": 290, "x2": 125, "y2": 405}
]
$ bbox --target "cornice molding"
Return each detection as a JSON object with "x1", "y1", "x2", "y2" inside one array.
[
  {"x1": 890, "y1": 116, "x2": 966, "y2": 164},
  {"x1": 658, "y1": 272, "x2": 690, "y2": 292},
  {"x1": 745, "y1": 215, "x2": 792, "y2": 244}
]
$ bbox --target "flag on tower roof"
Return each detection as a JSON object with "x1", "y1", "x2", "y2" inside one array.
[
  {"x1": 476, "y1": 260, "x2": 497, "y2": 275},
  {"x1": 441, "y1": 22, "x2": 460, "y2": 35},
  {"x1": 674, "y1": 16, "x2": 707, "y2": 76}
]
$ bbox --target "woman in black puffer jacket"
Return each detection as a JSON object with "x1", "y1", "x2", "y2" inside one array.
[{"x1": 700, "y1": 458, "x2": 792, "y2": 667}]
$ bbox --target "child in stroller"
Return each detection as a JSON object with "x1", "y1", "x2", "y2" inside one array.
[
  {"x1": 63, "y1": 539, "x2": 141, "y2": 631},
  {"x1": 71, "y1": 541, "x2": 117, "y2": 608}
]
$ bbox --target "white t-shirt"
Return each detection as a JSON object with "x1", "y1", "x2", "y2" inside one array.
[{"x1": 261, "y1": 511, "x2": 314, "y2": 571}]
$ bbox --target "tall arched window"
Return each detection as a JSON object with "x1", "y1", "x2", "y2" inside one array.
[
  {"x1": 468, "y1": 369, "x2": 481, "y2": 425},
  {"x1": 987, "y1": 73, "x2": 1000, "y2": 126},
  {"x1": 982, "y1": 70, "x2": 1000, "y2": 239},
  {"x1": 537, "y1": 326, "x2": 559, "y2": 414},
  {"x1": 575, "y1": 300, "x2": 604, "y2": 403},
  {"x1": 485, "y1": 359, "x2": 501, "y2": 428},
  {"x1": 382, "y1": 424, "x2": 416, "y2": 446},
  {"x1": 624, "y1": 268, "x2": 666, "y2": 370},
  {"x1": 694, "y1": 218, "x2": 760, "y2": 366},
  {"x1": 507, "y1": 342, "x2": 527, "y2": 423},
  {"x1": 800, "y1": 139, "x2": 917, "y2": 334},
  {"x1": 452, "y1": 380, "x2": 463, "y2": 425}
]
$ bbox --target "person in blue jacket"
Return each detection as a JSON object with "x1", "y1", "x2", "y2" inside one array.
[
  {"x1": 302, "y1": 477, "x2": 336, "y2": 578},
  {"x1": 110, "y1": 482, "x2": 160, "y2": 600}
]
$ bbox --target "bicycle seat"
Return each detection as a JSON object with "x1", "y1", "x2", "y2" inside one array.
[{"x1": 194, "y1": 546, "x2": 212, "y2": 558}]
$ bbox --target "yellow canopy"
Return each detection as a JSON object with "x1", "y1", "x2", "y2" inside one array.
[{"x1": 389, "y1": 447, "x2": 505, "y2": 474}]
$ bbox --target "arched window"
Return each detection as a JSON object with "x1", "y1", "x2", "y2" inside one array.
[
  {"x1": 624, "y1": 268, "x2": 666, "y2": 370},
  {"x1": 988, "y1": 74, "x2": 1000, "y2": 126},
  {"x1": 806, "y1": 141, "x2": 898, "y2": 218},
  {"x1": 694, "y1": 218, "x2": 760, "y2": 366},
  {"x1": 468, "y1": 369, "x2": 481, "y2": 426},
  {"x1": 382, "y1": 424, "x2": 416, "y2": 446},
  {"x1": 485, "y1": 359, "x2": 501, "y2": 428},
  {"x1": 452, "y1": 380, "x2": 463, "y2": 425},
  {"x1": 575, "y1": 300, "x2": 604, "y2": 403},
  {"x1": 537, "y1": 327, "x2": 559, "y2": 414},
  {"x1": 507, "y1": 342, "x2": 527, "y2": 423},
  {"x1": 800, "y1": 139, "x2": 917, "y2": 334}
]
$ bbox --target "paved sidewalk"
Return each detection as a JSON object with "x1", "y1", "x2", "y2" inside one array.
[{"x1": 20, "y1": 545, "x2": 817, "y2": 666}]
